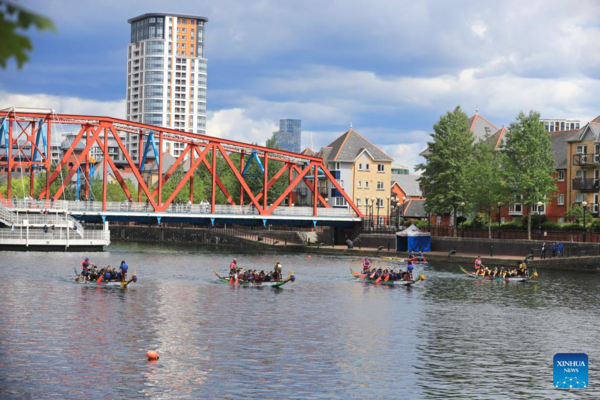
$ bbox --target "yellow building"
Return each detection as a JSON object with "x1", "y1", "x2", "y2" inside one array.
[
  {"x1": 317, "y1": 128, "x2": 393, "y2": 223},
  {"x1": 566, "y1": 117, "x2": 600, "y2": 215}
]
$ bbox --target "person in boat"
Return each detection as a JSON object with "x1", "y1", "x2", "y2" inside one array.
[
  {"x1": 362, "y1": 258, "x2": 371, "y2": 273},
  {"x1": 81, "y1": 257, "x2": 91, "y2": 281},
  {"x1": 404, "y1": 263, "x2": 414, "y2": 280},
  {"x1": 492, "y1": 267, "x2": 499, "y2": 278},
  {"x1": 474, "y1": 257, "x2": 483, "y2": 270},
  {"x1": 119, "y1": 261, "x2": 128, "y2": 282},
  {"x1": 418, "y1": 251, "x2": 425, "y2": 261},
  {"x1": 274, "y1": 261, "x2": 283, "y2": 281},
  {"x1": 230, "y1": 259, "x2": 238, "y2": 272},
  {"x1": 409, "y1": 251, "x2": 415, "y2": 259}
]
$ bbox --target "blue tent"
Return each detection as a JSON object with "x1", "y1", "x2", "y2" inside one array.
[{"x1": 395, "y1": 224, "x2": 431, "y2": 252}]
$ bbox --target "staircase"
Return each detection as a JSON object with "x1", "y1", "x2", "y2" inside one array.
[
  {"x1": 296, "y1": 231, "x2": 319, "y2": 245},
  {"x1": 0, "y1": 202, "x2": 17, "y2": 226}
]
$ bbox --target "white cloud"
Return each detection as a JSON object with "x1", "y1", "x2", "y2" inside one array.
[
  {"x1": 0, "y1": 91, "x2": 126, "y2": 118},
  {"x1": 206, "y1": 108, "x2": 278, "y2": 145},
  {"x1": 384, "y1": 141, "x2": 428, "y2": 174},
  {"x1": 470, "y1": 20, "x2": 488, "y2": 38}
]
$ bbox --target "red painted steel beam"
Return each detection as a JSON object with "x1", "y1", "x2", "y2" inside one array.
[
  {"x1": 239, "y1": 150, "x2": 244, "y2": 205},
  {"x1": 211, "y1": 144, "x2": 216, "y2": 213},
  {"x1": 158, "y1": 132, "x2": 163, "y2": 207},
  {"x1": 291, "y1": 165, "x2": 329, "y2": 208},
  {"x1": 215, "y1": 143, "x2": 263, "y2": 212},
  {"x1": 267, "y1": 161, "x2": 316, "y2": 215},
  {"x1": 9, "y1": 112, "x2": 323, "y2": 163},
  {"x1": 313, "y1": 164, "x2": 318, "y2": 217},
  {"x1": 189, "y1": 145, "x2": 194, "y2": 203},
  {"x1": 38, "y1": 124, "x2": 93, "y2": 199},
  {"x1": 102, "y1": 127, "x2": 108, "y2": 210},
  {"x1": 321, "y1": 165, "x2": 364, "y2": 217},
  {"x1": 200, "y1": 154, "x2": 235, "y2": 205},
  {"x1": 263, "y1": 153, "x2": 268, "y2": 211},
  {"x1": 107, "y1": 125, "x2": 159, "y2": 210},
  {"x1": 255, "y1": 161, "x2": 288, "y2": 202},
  {"x1": 160, "y1": 145, "x2": 211, "y2": 211},
  {"x1": 150, "y1": 144, "x2": 191, "y2": 200}
]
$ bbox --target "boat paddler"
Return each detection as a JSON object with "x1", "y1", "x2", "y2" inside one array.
[
  {"x1": 274, "y1": 261, "x2": 283, "y2": 281},
  {"x1": 230, "y1": 259, "x2": 238, "y2": 271},
  {"x1": 119, "y1": 261, "x2": 128, "y2": 282},
  {"x1": 81, "y1": 257, "x2": 91, "y2": 281},
  {"x1": 362, "y1": 258, "x2": 371, "y2": 273},
  {"x1": 474, "y1": 257, "x2": 483, "y2": 270}
]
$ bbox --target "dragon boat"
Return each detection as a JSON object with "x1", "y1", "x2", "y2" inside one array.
[
  {"x1": 381, "y1": 256, "x2": 428, "y2": 263},
  {"x1": 214, "y1": 270, "x2": 295, "y2": 288},
  {"x1": 459, "y1": 266, "x2": 538, "y2": 282},
  {"x1": 74, "y1": 267, "x2": 138, "y2": 288},
  {"x1": 350, "y1": 268, "x2": 425, "y2": 286}
]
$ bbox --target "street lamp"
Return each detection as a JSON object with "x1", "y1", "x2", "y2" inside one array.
[
  {"x1": 401, "y1": 196, "x2": 407, "y2": 227},
  {"x1": 376, "y1": 196, "x2": 381, "y2": 227},
  {"x1": 365, "y1": 196, "x2": 370, "y2": 230},
  {"x1": 497, "y1": 202, "x2": 502, "y2": 239},
  {"x1": 387, "y1": 196, "x2": 391, "y2": 226},
  {"x1": 460, "y1": 201, "x2": 466, "y2": 237},
  {"x1": 582, "y1": 200, "x2": 588, "y2": 242},
  {"x1": 537, "y1": 200, "x2": 543, "y2": 240}
]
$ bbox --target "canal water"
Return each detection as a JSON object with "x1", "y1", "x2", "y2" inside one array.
[{"x1": 1, "y1": 243, "x2": 599, "y2": 399}]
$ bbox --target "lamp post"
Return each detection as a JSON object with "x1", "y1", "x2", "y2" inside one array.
[
  {"x1": 582, "y1": 200, "x2": 588, "y2": 242},
  {"x1": 497, "y1": 202, "x2": 502, "y2": 239},
  {"x1": 365, "y1": 196, "x2": 370, "y2": 230},
  {"x1": 460, "y1": 201, "x2": 466, "y2": 237},
  {"x1": 537, "y1": 200, "x2": 543, "y2": 240},
  {"x1": 427, "y1": 211, "x2": 431, "y2": 232},
  {"x1": 387, "y1": 196, "x2": 391, "y2": 226},
  {"x1": 376, "y1": 196, "x2": 381, "y2": 228},
  {"x1": 401, "y1": 196, "x2": 406, "y2": 227}
]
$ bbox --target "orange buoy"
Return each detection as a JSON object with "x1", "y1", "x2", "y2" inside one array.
[
  {"x1": 307, "y1": 255, "x2": 311, "y2": 259},
  {"x1": 147, "y1": 350, "x2": 159, "y2": 361}
]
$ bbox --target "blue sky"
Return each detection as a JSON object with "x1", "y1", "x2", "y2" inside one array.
[{"x1": 1, "y1": 0, "x2": 599, "y2": 171}]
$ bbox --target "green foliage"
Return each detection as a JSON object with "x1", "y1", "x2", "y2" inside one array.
[
  {"x1": 265, "y1": 132, "x2": 279, "y2": 149},
  {"x1": 0, "y1": 1, "x2": 56, "y2": 68},
  {"x1": 503, "y1": 110, "x2": 557, "y2": 239},
  {"x1": 412, "y1": 219, "x2": 429, "y2": 230},
  {"x1": 564, "y1": 205, "x2": 584, "y2": 223},
  {"x1": 416, "y1": 106, "x2": 475, "y2": 236}
]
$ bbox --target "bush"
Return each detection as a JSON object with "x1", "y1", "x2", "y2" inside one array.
[
  {"x1": 499, "y1": 220, "x2": 523, "y2": 231},
  {"x1": 413, "y1": 219, "x2": 429, "y2": 230}
]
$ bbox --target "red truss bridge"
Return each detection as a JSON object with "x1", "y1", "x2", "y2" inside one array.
[{"x1": 0, "y1": 108, "x2": 362, "y2": 228}]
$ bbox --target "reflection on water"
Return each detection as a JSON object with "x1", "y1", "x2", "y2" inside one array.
[{"x1": 0, "y1": 244, "x2": 599, "y2": 399}]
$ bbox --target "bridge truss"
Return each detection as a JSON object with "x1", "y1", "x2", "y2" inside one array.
[{"x1": 0, "y1": 108, "x2": 362, "y2": 219}]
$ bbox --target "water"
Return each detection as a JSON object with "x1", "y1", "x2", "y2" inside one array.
[{"x1": 1, "y1": 243, "x2": 599, "y2": 399}]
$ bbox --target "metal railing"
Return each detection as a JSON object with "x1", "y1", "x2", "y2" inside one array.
[
  {"x1": 572, "y1": 178, "x2": 599, "y2": 191},
  {"x1": 1, "y1": 199, "x2": 360, "y2": 218},
  {"x1": 0, "y1": 228, "x2": 109, "y2": 241},
  {"x1": 0, "y1": 202, "x2": 17, "y2": 225}
]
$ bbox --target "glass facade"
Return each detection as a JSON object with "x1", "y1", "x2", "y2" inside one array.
[
  {"x1": 131, "y1": 18, "x2": 164, "y2": 43},
  {"x1": 275, "y1": 119, "x2": 301, "y2": 153}
]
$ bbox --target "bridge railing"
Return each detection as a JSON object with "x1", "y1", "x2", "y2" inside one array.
[{"x1": 0, "y1": 228, "x2": 109, "y2": 241}]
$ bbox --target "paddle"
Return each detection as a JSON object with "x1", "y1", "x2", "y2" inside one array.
[
  {"x1": 96, "y1": 270, "x2": 104, "y2": 284},
  {"x1": 369, "y1": 270, "x2": 377, "y2": 279},
  {"x1": 384, "y1": 274, "x2": 389, "y2": 282},
  {"x1": 121, "y1": 271, "x2": 137, "y2": 288}
]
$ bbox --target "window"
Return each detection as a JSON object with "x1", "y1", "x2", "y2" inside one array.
[
  {"x1": 357, "y1": 181, "x2": 362, "y2": 188},
  {"x1": 558, "y1": 170, "x2": 565, "y2": 181},
  {"x1": 377, "y1": 198, "x2": 384, "y2": 208},
  {"x1": 365, "y1": 181, "x2": 370, "y2": 189},
  {"x1": 532, "y1": 202, "x2": 545, "y2": 214},
  {"x1": 358, "y1": 163, "x2": 363, "y2": 170},
  {"x1": 377, "y1": 164, "x2": 385, "y2": 172},
  {"x1": 576, "y1": 193, "x2": 586, "y2": 203},
  {"x1": 576, "y1": 145, "x2": 588, "y2": 154},
  {"x1": 377, "y1": 181, "x2": 384, "y2": 190},
  {"x1": 500, "y1": 217, "x2": 505, "y2": 224},
  {"x1": 334, "y1": 197, "x2": 348, "y2": 207},
  {"x1": 365, "y1": 163, "x2": 370, "y2": 170},
  {"x1": 356, "y1": 198, "x2": 362, "y2": 206},
  {"x1": 558, "y1": 217, "x2": 564, "y2": 223},
  {"x1": 558, "y1": 194, "x2": 564, "y2": 205},
  {"x1": 336, "y1": 179, "x2": 344, "y2": 189},
  {"x1": 330, "y1": 162, "x2": 340, "y2": 170}
]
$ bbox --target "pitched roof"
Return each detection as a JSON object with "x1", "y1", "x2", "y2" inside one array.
[
  {"x1": 392, "y1": 174, "x2": 423, "y2": 197},
  {"x1": 301, "y1": 147, "x2": 317, "y2": 156},
  {"x1": 420, "y1": 113, "x2": 501, "y2": 157},
  {"x1": 145, "y1": 152, "x2": 190, "y2": 172},
  {"x1": 318, "y1": 146, "x2": 333, "y2": 161},
  {"x1": 323, "y1": 129, "x2": 393, "y2": 162},
  {"x1": 549, "y1": 130, "x2": 577, "y2": 169},
  {"x1": 591, "y1": 115, "x2": 600, "y2": 124},
  {"x1": 567, "y1": 123, "x2": 600, "y2": 143},
  {"x1": 468, "y1": 114, "x2": 498, "y2": 140},
  {"x1": 403, "y1": 198, "x2": 427, "y2": 218}
]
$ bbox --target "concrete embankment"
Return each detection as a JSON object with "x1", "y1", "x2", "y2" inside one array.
[{"x1": 109, "y1": 226, "x2": 600, "y2": 272}]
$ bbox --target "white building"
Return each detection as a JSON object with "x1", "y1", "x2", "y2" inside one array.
[
  {"x1": 126, "y1": 13, "x2": 208, "y2": 160},
  {"x1": 540, "y1": 119, "x2": 581, "y2": 132}
]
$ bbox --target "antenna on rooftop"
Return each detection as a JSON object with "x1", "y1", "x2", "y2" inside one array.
[
  {"x1": 475, "y1": 106, "x2": 479, "y2": 115},
  {"x1": 350, "y1": 121, "x2": 353, "y2": 129}
]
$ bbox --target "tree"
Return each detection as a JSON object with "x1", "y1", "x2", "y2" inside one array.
[
  {"x1": 416, "y1": 106, "x2": 475, "y2": 237},
  {"x1": 265, "y1": 132, "x2": 279, "y2": 149},
  {"x1": 0, "y1": 1, "x2": 56, "y2": 68},
  {"x1": 503, "y1": 111, "x2": 557, "y2": 240},
  {"x1": 466, "y1": 136, "x2": 508, "y2": 238}
]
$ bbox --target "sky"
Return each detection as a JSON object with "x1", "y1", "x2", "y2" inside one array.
[{"x1": 1, "y1": 0, "x2": 599, "y2": 172}]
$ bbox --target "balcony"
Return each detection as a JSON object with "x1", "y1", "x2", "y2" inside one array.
[
  {"x1": 572, "y1": 178, "x2": 599, "y2": 191},
  {"x1": 572, "y1": 153, "x2": 600, "y2": 166}
]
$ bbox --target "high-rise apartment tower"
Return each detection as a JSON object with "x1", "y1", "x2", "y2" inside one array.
[
  {"x1": 274, "y1": 119, "x2": 301, "y2": 153},
  {"x1": 126, "y1": 13, "x2": 208, "y2": 159}
]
